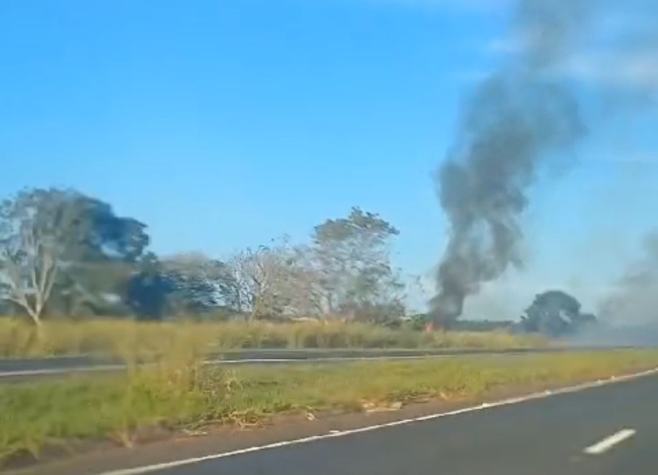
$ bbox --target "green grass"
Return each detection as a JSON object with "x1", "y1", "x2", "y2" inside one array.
[
  {"x1": 1, "y1": 349, "x2": 658, "y2": 465},
  {"x1": 0, "y1": 319, "x2": 547, "y2": 359}
]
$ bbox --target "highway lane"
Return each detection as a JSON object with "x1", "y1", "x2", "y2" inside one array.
[
  {"x1": 0, "y1": 347, "x2": 577, "y2": 381},
  {"x1": 91, "y1": 371, "x2": 658, "y2": 475},
  {"x1": 0, "y1": 346, "x2": 638, "y2": 381}
]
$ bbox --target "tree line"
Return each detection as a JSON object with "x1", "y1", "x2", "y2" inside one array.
[
  {"x1": 0, "y1": 187, "x2": 597, "y2": 336},
  {"x1": 0, "y1": 187, "x2": 406, "y2": 326}
]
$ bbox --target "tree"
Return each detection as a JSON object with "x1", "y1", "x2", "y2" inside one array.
[
  {"x1": 222, "y1": 248, "x2": 271, "y2": 318},
  {"x1": 0, "y1": 188, "x2": 150, "y2": 323},
  {"x1": 124, "y1": 253, "x2": 173, "y2": 320},
  {"x1": 0, "y1": 188, "x2": 86, "y2": 325},
  {"x1": 59, "y1": 192, "x2": 149, "y2": 315},
  {"x1": 122, "y1": 242, "x2": 323, "y2": 321},
  {"x1": 310, "y1": 207, "x2": 405, "y2": 320},
  {"x1": 519, "y1": 290, "x2": 597, "y2": 337},
  {"x1": 222, "y1": 238, "x2": 321, "y2": 320},
  {"x1": 280, "y1": 244, "x2": 325, "y2": 318},
  {"x1": 158, "y1": 252, "x2": 245, "y2": 317},
  {"x1": 124, "y1": 252, "x2": 245, "y2": 320},
  {"x1": 159, "y1": 252, "x2": 221, "y2": 312}
]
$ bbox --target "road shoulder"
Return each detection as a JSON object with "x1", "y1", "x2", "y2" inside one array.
[{"x1": 7, "y1": 368, "x2": 657, "y2": 475}]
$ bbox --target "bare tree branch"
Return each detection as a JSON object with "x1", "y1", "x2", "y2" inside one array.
[{"x1": 0, "y1": 188, "x2": 83, "y2": 325}]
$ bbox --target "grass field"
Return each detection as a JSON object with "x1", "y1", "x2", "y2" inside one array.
[
  {"x1": 1, "y1": 349, "x2": 657, "y2": 465},
  {"x1": 0, "y1": 319, "x2": 547, "y2": 359}
]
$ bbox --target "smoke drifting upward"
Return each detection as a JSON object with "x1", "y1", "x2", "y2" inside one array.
[
  {"x1": 561, "y1": 234, "x2": 658, "y2": 348},
  {"x1": 599, "y1": 233, "x2": 658, "y2": 326},
  {"x1": 431, "y1": 0, "x2": 591, "y2": 326}
]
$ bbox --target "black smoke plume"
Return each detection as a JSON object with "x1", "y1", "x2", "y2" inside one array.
[{"x1": 431, "y1": 0, "x2": 591, "y2": 326}]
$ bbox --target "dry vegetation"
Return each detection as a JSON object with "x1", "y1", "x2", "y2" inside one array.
[
  {"x1": 0, "y1": 318, "x2": 548, "y2": 359},
  {"x1": 3, "y1": 318, "x2": 652, "y2": 468},
  {"x1": 1, "y1": 348, "x2": 658, "y2": 465}
]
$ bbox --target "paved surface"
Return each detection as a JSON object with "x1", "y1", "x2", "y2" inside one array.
[
  {"x1": 0, "y1": 346, "x2": 640, "y2": 382},
  {"x1": 94, "y1": 371, "x2": 658, "y2": 475},
  {"x1": 0, "y1": 347, "x2": 586, "y2": 382}
]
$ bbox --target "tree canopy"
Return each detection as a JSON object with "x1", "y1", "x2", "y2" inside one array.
[
  {"x1": 311, "y1": 207, "x2": 404, "y2": 321},
  {"x1": 0, "y1": 188, "x2": 149, "y2": 324},
  {"x1": 0, "y1": 190, "x2": 408, "y2": 324},
  {"x1": 0, "y1": 186, "x2": 599, "y2": 334},
  {"x1": 519, "y1": 290, "x2": 597, "y2": 337}
]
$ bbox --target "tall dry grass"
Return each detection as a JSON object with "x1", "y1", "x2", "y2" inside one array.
[
  {"x1": 0, "y1": 318, "x2": 548, "y2": 360},
  {"x1": 0, "y1": 325, "x2": 221, "y2": 460}
]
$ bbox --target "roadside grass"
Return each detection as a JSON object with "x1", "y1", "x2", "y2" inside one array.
[
  {"x1": 1, "y1": 349, "x2": 658, "y2": 465},
  {"x1": 0, "y1": 319, "x2": 547, "y2": 359}
]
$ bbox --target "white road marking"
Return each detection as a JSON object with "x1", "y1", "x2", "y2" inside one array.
[
  {"x1": 210, "y1": 355, "x2": 450, "y2": 365},
  {"x1": 93, "y1": 367, "x2": 658, "y2": 475},
  {"x1": 0, "y1": 365, "x2": 125, "y2": 378},
  {"x1": 3, "y1": 353, "x2": 505, "y2": 379},
  {"x1": 0, "y1": 349, "x2": 622, "y2": 379},
  {"x1": 584, "y1": 429, "x2": 636, "y2": 455},
  {"x1": 0, "y1": 355, "x2": 453, "y2": 379}
]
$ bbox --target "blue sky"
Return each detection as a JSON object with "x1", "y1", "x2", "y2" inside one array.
[{"x1": 2, "y1": 0, "x2": 657, "y2": 316}]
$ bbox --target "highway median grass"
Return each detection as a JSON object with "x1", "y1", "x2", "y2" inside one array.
[
  {"x1": 1, "y1": 349, "x2": 658, "y2": 466},
  {"x1": 0, "y1": 319, "x2": 547, "y2": 359}
]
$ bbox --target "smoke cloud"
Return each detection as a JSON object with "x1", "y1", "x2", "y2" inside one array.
[
  {"x1": 559, "y1": 233, "x2": 658, "y2": 348},
  {"x1": 599, "y1": 233, "x2": 658, "y2": 326},
  {"x1": 431, "y1": 0, "x2": 591, "y2": 325}
]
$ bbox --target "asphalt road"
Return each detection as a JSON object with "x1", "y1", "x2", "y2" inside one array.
[
  {"x1": 0, "y1": 347, "x2": 625, "y2": 381},
  {"x1": 92, "y1": 370, "x2": 658, "y2": 475}
]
